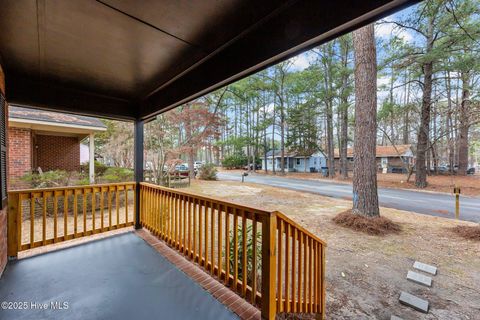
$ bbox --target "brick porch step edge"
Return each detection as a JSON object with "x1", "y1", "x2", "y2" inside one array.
[{"x1": 135, "y1": 229, "x2": 260, "y2": 320}]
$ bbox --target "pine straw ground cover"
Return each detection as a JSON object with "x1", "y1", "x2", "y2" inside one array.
[
  {"x1": 451, "y1": 225, "x2": 480, "y2": 241},
  {"x1": 332, "y1": 210, "x2": 401, "y2": 235},
  {"x1": 189, "y1": 180, "x2": 480, "y2": 320}
]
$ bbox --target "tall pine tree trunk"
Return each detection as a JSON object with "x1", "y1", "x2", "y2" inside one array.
[
  {"x1": 415, "y1": 17, "x2": 434, "y2": 188},
  {"x1": 352, "y1": 24, "x2": 379, "y2": 217},
  {"x1": 458, "y1": 71, "x2": 470, "y2": 176}
]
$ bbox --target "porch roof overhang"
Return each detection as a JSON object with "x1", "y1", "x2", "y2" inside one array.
[{"x1": 0, "y1": 0, "x2": 418, "y2": 121}]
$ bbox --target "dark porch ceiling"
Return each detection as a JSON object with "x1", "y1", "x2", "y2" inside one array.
[{"x1": 0, "y1": 0, "x2": 418, "y2": 121}]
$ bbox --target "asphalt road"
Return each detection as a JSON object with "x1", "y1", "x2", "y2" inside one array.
[{"x1": 218, "y1": 172, "x2": 480, "y2": 223}]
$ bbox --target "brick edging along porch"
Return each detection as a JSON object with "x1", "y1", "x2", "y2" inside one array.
[{"x1": 135, "y1": 229, "x2": 261, "y2": 320}]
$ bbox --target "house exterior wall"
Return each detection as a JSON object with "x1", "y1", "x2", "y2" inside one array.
[
  {"x1": 0, "y1": 63, "x2": 7, "y2": 276},
  {"x1": 8, "y1": 127, "x2": 32, "y2": 180},
  {"x1": 35, "y1": 135, "x2": 80, "y2": 172}
]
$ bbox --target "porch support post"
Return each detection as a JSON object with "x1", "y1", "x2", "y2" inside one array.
[
  {"x1": 134, "y1": 120, "x2": 144, "y2": 229},
  {"x1": 89, "y1": 133, "x2": 95, "y2": 184},
  {"x1": 261, "y1": 211, "x2": 277, "y2": 319}
]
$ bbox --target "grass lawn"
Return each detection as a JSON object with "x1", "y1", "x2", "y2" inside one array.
[{"x1": 189, "y1": 179, "x2": 480, "y2": 319}]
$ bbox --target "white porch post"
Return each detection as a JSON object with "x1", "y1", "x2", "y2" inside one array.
[{"x1": 89, "y1": 133, "x2": 95, "y2": 184}]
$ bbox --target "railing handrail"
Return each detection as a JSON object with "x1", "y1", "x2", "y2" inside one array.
[
  {"x1": 140, "y1": 182, "x2": 272, "y2": 217},
  {"x1": 8, "y1": 181, "x2": 136, "y2": 194},
  {"x1": 274, "y1": 211, "x2": 327, "y2": 246},
  {"x1": 141, "y1": 182, "x2": 326, "y2": 246}
]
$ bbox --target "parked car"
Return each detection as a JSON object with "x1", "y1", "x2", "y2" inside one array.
[
  {"x1": 194, "y1": 161, "x2": 204, "y2": 170},
  {"x1": 243, "y1": 163, "x2": 261, "y2": 170},
  {"x1": 467, "y1": 167, "x2": 475, "y2": 175}
]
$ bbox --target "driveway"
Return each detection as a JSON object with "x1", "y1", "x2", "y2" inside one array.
[{"x1": 218, "y1": 172, "x2": 480, "y2": 223}]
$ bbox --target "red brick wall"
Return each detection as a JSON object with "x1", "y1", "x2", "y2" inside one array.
[
  {"x1": 1, "y1": 63, "x2": 6, "y2": 276},
  {"x1": 35, "y1": 135, "x2": 80, "y2": 171},
  {"x1": 8, "y1": 127, "x2": 32, "y2": 179}
]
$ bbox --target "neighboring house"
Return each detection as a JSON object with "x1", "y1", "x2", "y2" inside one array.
[
  {"x1": 334, "y1": 144, "x2": 415, "y2": 173},
  {"x1": 262, "y1": 150, "x2": 327, "y2": 172},
  {"x1": 8, "y1": 106, "x2": 106, "y2": 181}
]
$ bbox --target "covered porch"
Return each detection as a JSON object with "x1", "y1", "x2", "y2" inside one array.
[{"x1": 0, "y1": 1, "x2": 417, "y2": 319}]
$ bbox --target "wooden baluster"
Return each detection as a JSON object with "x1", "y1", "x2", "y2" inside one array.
[
  {"x1": 313, "y1": 241, "x2": 320, "y2": 313},
  {"x1": 233, "y1": 208, "x2": 238, "y2": 292},
  {"x1": 30, "y1": 193, "x2": 35, "y2": 247},
  {"x1": 198, "y1": 199, "x2": 203, "y2": 265},
  {"x1": 53, "y1": 192, "x2": 58, "y2": 242},
  {"x1": 74, "y1": 190, "x2": 78, "y2": 237},
  {"x1": 285, "y1": 223, "x2": 290, "y2": 312},
  {"x1": 125, "y1": 187, "x2": 128, "y2": 224},
  {"x1": 158, "y1": 190, "x2": 163, "y2": 237},
  {"x1": 64, "y1": 191, "x2": 68, "y2": 239},
  {"x1": 100, "y1": 188, "x2": 105, "y2": 231},
  {"x1": 297, "y1": 231, "x2": 302, "y2": 312},
  {"x1": 292, "y1": 227, "x2": 297, "y2": 312},
  {"x1": 217, "y1": 203, "x2": 222, "y2": 280},
  {"x1": 303, "y1": 233, "x2": 307, "y2": 312},
  {"x1": 92, "y1": 188, "x2": 96, "y2": 232},
  {"x1": 224, "y1": 206, "x2": 230, "y2": 286},
  {"x1": 192, "y1": 198, "x2": 197, "y2": 260},
  {"x1": 108, "y1": 187, "x2": 112, "y2": 230},
  {"x1": 210, "y1": 201, "x2": 214, "y2": 275},
  {"x1": 116, "y1": 186, "x2": 120, "y2": 228},
  {"x1": 42, "y1": 192, "x2": 47, "y2": 246},
  {"x1": 310, "y1": 238, "x2": 314, "y2": 312},
  {"x1": 170, "y1": 191, "x2": 174, "y2": 244},
  {"x1": 204, "y1": 201, "x2": 209, "y2": 270},
  {"x1": 187, "y1": 196, "x2": 191, "y2": 257},
  {"x1": 277, "y1": 218, "x2": 283, "y2": 312},
  {"x1": 183, "y1": 195, "x2": 187, "y2": 254},
  {"x1": 321, "y1": 244, "x2": 326, "y2": 317},
  {"x1": 251, "y1": 213, "x2": 257, "y2": 304},
  {"x1": 83, "y1": 189, "x2": 88, "y2": 234},
  {"x1": 241, "y1": 210, "x2": 247, "y2": 297},
  {"x1": 175, "y1": 193, "x2": 179, "y2": 248}
]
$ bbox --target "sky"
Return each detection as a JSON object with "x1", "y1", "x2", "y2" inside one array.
[{"x1": 286, "y1": 4, "x2": 420, "y2": 103}]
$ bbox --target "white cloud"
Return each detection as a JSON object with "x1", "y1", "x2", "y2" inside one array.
[
  {"x1": 289, "y1": 52, "x2": 314, "y2": 71},
  {"x1": 375, "y1": 21, "x2": 414, "y2": 43}
]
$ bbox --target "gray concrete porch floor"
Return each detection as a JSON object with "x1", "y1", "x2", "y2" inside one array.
[{"x1": 0, "y1": 232, "x2": 238, "y2": 320}]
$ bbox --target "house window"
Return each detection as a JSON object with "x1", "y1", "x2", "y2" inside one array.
[
  {"x1": 296, "y1": 158, "x2": 300, "y2": 165},
  {"x1": 0, "y1": 94, "x2": 7, "y2": 208},
  {"x1": 314, "y1": 159, "x2": 317, "y2": 165}
]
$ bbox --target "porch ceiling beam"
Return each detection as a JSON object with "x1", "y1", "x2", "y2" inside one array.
[
  {"x1": 140, "y1": 0, "x2": 418, "y2": 120},
  {"x1": 5, "y1": 74, "x2": 136, "y2": 121}
]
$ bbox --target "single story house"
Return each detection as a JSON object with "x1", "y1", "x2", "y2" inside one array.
[
  {"x1": 334, "y1": 144, "x2": 415, "y2": 173},
  {"x1": 8, "y1": 106, "x2": 106, "y2": 182},
  {"x1": 262, "y1": 150, "x2": 327, "y2": 172}
]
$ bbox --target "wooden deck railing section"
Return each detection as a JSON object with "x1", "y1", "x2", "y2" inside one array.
[
  {"x1": 7, "y1": 182, "x2": 136, "y2": 255},
  {"x1": 140, "y1": 182, "x2": 326, "y2": 319}
]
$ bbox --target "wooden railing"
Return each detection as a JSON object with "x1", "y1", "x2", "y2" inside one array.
[
  {"x1": 7, "y1": 182, "x2": 136, "y2": 256},
  {"x1": 140, "y1": 182, "x2": 326, "y2": 319}
]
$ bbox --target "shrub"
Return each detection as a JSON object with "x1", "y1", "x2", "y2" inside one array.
[
  {"x1": 222, "y1": 152, "x2": 248, "y2": 169},
  {"x1": 228, "y1": 224, "x2": 262, "y2": 282},
  {"x1": 80, "y1": 160, "x2": 109, "y2": 177},
  {"x1": 20, "y1": 170, "x2": 76, "y2": 188},
  {"x1": 99, "y1": 167, "x2": 134, "y2": 183},
  {"x1": 198, "y1": 163, "x2": 218, "y2": 180}
]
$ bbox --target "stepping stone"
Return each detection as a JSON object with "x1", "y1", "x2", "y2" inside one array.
[
  {"x1": 399, "y1": 291, "x2": 429, "y2": 313},
  {"x1": 413, "y1": 261, "x2": 437, "y2": 275},
  {"x1": 407, "y1": 270, "x2": 432, "y2": 287},
  {"x1": 391, "y1": 316, "x2": 403, "y2": 320}
]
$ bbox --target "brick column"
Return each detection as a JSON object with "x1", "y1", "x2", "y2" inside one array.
[{"x1": 0, "y1": 63, "x2": 7, "y2": 276}]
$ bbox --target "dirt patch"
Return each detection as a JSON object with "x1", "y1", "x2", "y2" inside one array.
[
  {"x1": 451, "y1": 225, "x2": 480, "y2": 241},
  {"x1": 189, "y1": 179, "x2": 480, "y2": 319},
  {"x1": 333, "y1": 210, "x2": 401, "y2": 235}
]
